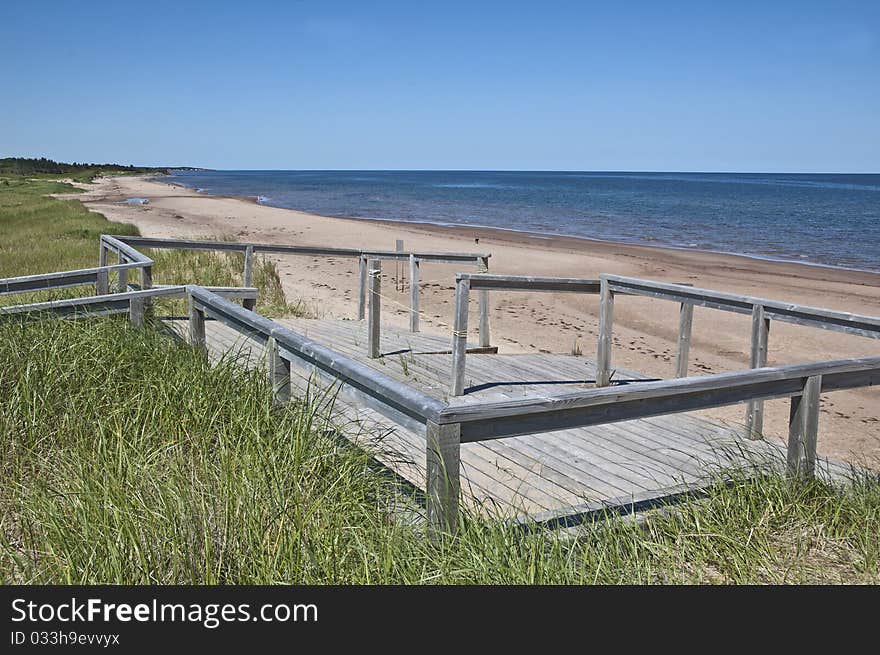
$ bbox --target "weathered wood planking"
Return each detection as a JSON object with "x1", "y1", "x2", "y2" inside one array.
[{"x1": 161, "y1": 314, "x2": 848, "y2": 522}]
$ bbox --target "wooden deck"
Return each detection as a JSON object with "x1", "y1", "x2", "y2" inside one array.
[{"x1": 162, "y1": 315, "x2": 849, "y2": 525}]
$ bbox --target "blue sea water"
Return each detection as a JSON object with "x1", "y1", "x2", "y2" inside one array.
[{"x1": 166, "y1": 170, "x2": 880, "y2": 272}]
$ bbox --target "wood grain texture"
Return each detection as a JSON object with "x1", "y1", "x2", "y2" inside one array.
[
  {"x1": 368, "y1": 260, "x2": 381, "y2": 359},
  {"x1": 787, "y1": 374, "x2": 821, "y2": 477},
  {"x1": 745, "y1": 304, "x2": 771, "y2": 439},
  {"x1": 450, "y1": 276, "x2": 471, "y2": 396},
  {"x1": 675, "y1": 302, "x2": 694, "y2": 378},
  {"x1": 409, "y1": 254, "x2": 420, "y2": 332},
  {"x1": 426, "y1": 420, "x2": 461, "y2": 538},
  {"x1": 596, "y1": 278, "x2": 615, "y2": 387}
]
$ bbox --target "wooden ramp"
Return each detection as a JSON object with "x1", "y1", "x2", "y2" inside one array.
[{"x1": 162, "y1": 316, "x2": 850, "y2": 525}]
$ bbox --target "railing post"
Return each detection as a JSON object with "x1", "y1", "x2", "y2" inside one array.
[
  {"x1": 426, "y1": 420, "x2": 460, "y2": 540},
  {"x1": 675, "y1": 302, "x2": 694, "y2": 378},
  {"x1": 450, "y1": 276, "x2": 471, "y2": 396},
  {"x1": 478, "y1": 256, "x2": 490, "y2": 348},
  {"x1": 188, "y1": 298, "x2": 206, "y2": 354},
  {"x1": 596, "y1": 277, "x2": 615, "y2": 387},
  {"x1": 95, "y1": 269, "x2": 109, "y2": 295},
  {"x1": 409, "y1": 254, "x2": 420, "y2": 332},
  {"x1": 367, "y1": 259, "x2": 381, "y2": 358},
  {"x1": 787, "y1": 374, "x2": 821, "y2": 478},
  {"x1": 141, "y1": 264, "x2": 154, "y2": 314},
  {"x1": 118, "y1": 264, "x2": 129, "y2": 293},
  {"x1": 98, "y1": 240, "x2": 108, "y2": 268},
  {"x1": 395, "y1": 239, "x2": 404, "y2": 291},
  {"x1": 357, "y1": 255, "x2": 367, "y2": 320},
  {"x1": 268, "y1": 336, "x2": 290, "y2": 406},
  {"x1": 745, "y1": 304, "x2": 770, "y2": 438},
  {"x1": 242, "y1": 245, "x2": 256, "y2": 311},
  {"x1": 129, "y1": 297, "x2": 145, "y2": 327}
]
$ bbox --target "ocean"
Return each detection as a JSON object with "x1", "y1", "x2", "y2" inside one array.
[{"x1": 166, "y1": 170, "x2": 880, "y2": 272}]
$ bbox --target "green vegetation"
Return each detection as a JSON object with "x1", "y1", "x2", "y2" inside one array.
[
  {"x1": 0, "y1": 174, "x2": 299, "y2": 316},
  {"x1": 0, "y1": 157, "x2": 173, "y2": 183},
  {"x1": 147, "y1": 246, "x2": 309, "y2": 318},
  {"x1": 1, "y1": 173, "x2": 878, "y2": 584},
  {"x1": 0, "y1": 176, "x2": 138, "y2": 280},
  {"x1": 1, "y1": 316, "x2": 878, "y2": 584}
]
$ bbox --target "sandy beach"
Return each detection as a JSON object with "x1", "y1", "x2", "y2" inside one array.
[{"x1": 61, "y1": 175, "x2": 880, "y2": 466}]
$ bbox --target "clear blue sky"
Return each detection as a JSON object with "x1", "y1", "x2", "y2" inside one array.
[{"x1": 2, "y1": 1, "x2": 878, "y2": 171}]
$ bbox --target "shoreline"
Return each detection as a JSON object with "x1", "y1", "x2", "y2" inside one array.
[
  {"x1": 65, "y1": 174, "x2": 880, "y2": 466},
  {"x1": 156, "y1": 175, "x2": 880, "y2": 288}
]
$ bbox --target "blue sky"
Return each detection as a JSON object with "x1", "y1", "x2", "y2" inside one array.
[{"x1": 1, "y1": 1, "x2": 878, "y2": 171}]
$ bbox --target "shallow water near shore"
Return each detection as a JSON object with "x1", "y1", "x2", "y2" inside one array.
[{"x1": 167, "y1": 170, "x2": 880, "y2": 272}]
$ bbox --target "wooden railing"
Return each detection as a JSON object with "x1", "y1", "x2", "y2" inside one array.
[
  {"x1": 449, "y1": 273, "x2": 603, "y2": 395},
  {"x1": 185, "y1": 285, "x2": 445, "y2": 430},
  {"x1": 0, "y1": 286, "x2": 257, "y2": 326},
  {"x1": 107, "y1": 234, "x2": 490, "y2": 322},
  {"x1": 0, "y1": 262, "x2": 149, "y2": 297},
  {"x1": 5, "y1": 236, "x2": 878, "y2": 539},
  {"x1": 597, "y1": 274, "x2": 880, "y2": 438}
]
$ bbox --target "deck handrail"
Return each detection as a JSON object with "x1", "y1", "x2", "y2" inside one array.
[
  {"x1": 436, "y1": 356, "x2": 880, "y2": 436},
  {"x1": 0, "y1": 262, "x2": 149, "y2": 296},
  {"x1": 597, "y1": 273, "x2": 880, "y2": 438},
  {"x1": 104, "y1": 233, "x2": 491, "y2": 339},
  {"x1": 603, "y1": 274, "x2": 880, "y2": 338},
  {"x1": 109, "y1": 234, "x2": 490, "y2": 263},
  {"x1": 449, "y1": 273, "x2": 606, "y2": 395},
  {"x1": 0, "y1": 285, "x2": 258, "y2": 326},
  {"x1": 186, "y1": 285, "x2": 445, "y2": 427}
]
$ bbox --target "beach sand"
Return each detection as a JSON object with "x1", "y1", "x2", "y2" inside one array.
[{"x1": 61, "y1": 175, "x2": 880, "y2": 467}]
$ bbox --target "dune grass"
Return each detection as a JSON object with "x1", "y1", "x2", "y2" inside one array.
[
  {"x1": 0, "y1": 316, "x2": 877, "y2": 584},
  {"x1": 1, "y1": 174, "x2": 878, "y2": 584},
  {"x1": 0, "y1": 175, "x2": 301, "y2": 316},
  {"x1": 0, "y1": 176, "x2": 139, "y2": 280}
]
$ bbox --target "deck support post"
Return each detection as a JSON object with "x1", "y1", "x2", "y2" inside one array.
[
  {"x1": 129, "y1": 297, "x2": 145, "y2": 327},
  {"x1": 409, "y1": 254, "x2": 420, "y2": 332},
  {"x1": 675, "y1": 302, "x2": 694, "y2": 378},
  {"x1": 426, "y1": 420, "x2": 460, "y2": 540},
  {"x1": 367, "y1": 259, "x2": 381, "y2": 358},
  {"x1": 596, "y1": 277, "x2": 615, "y2": 387},
  {"x1": 450, "y1": 276, "x2": 471, "y2": 396},
  {"x1": 745, "y1": 304, "x2": 770, "y2": 438},
  {"x1": 478, "y1": 256, "x2": 490, "y2": 348},
  {"x1": 268, "y1": 336, "x2": 290, "y2": 406},
  {"x1": 787, "y1": 374, "x2": 821, "y2": 478},
  {"x1": 357, "y1": 256, "x2": 367, "y2": 320},
  {"x1": 188, "y1": 300, "x2": 207, "y2": 354},
  {"x1": 242, "y1": 245, "x2": 256, "y2": 310}
]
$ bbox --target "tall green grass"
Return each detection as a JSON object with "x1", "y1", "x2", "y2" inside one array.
[
  {"x1": 149, "y1": 246, "x2": 309, "y2": 318},
  {"x1": 0, "y1": 176, "x2": 301, "y2": 316},
  {"x1": 1, "y1": 317, "x2": 877, "y2": 584},
  {"x1": 0, "y1": 177, "x2": 138, "y2": 279}
]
